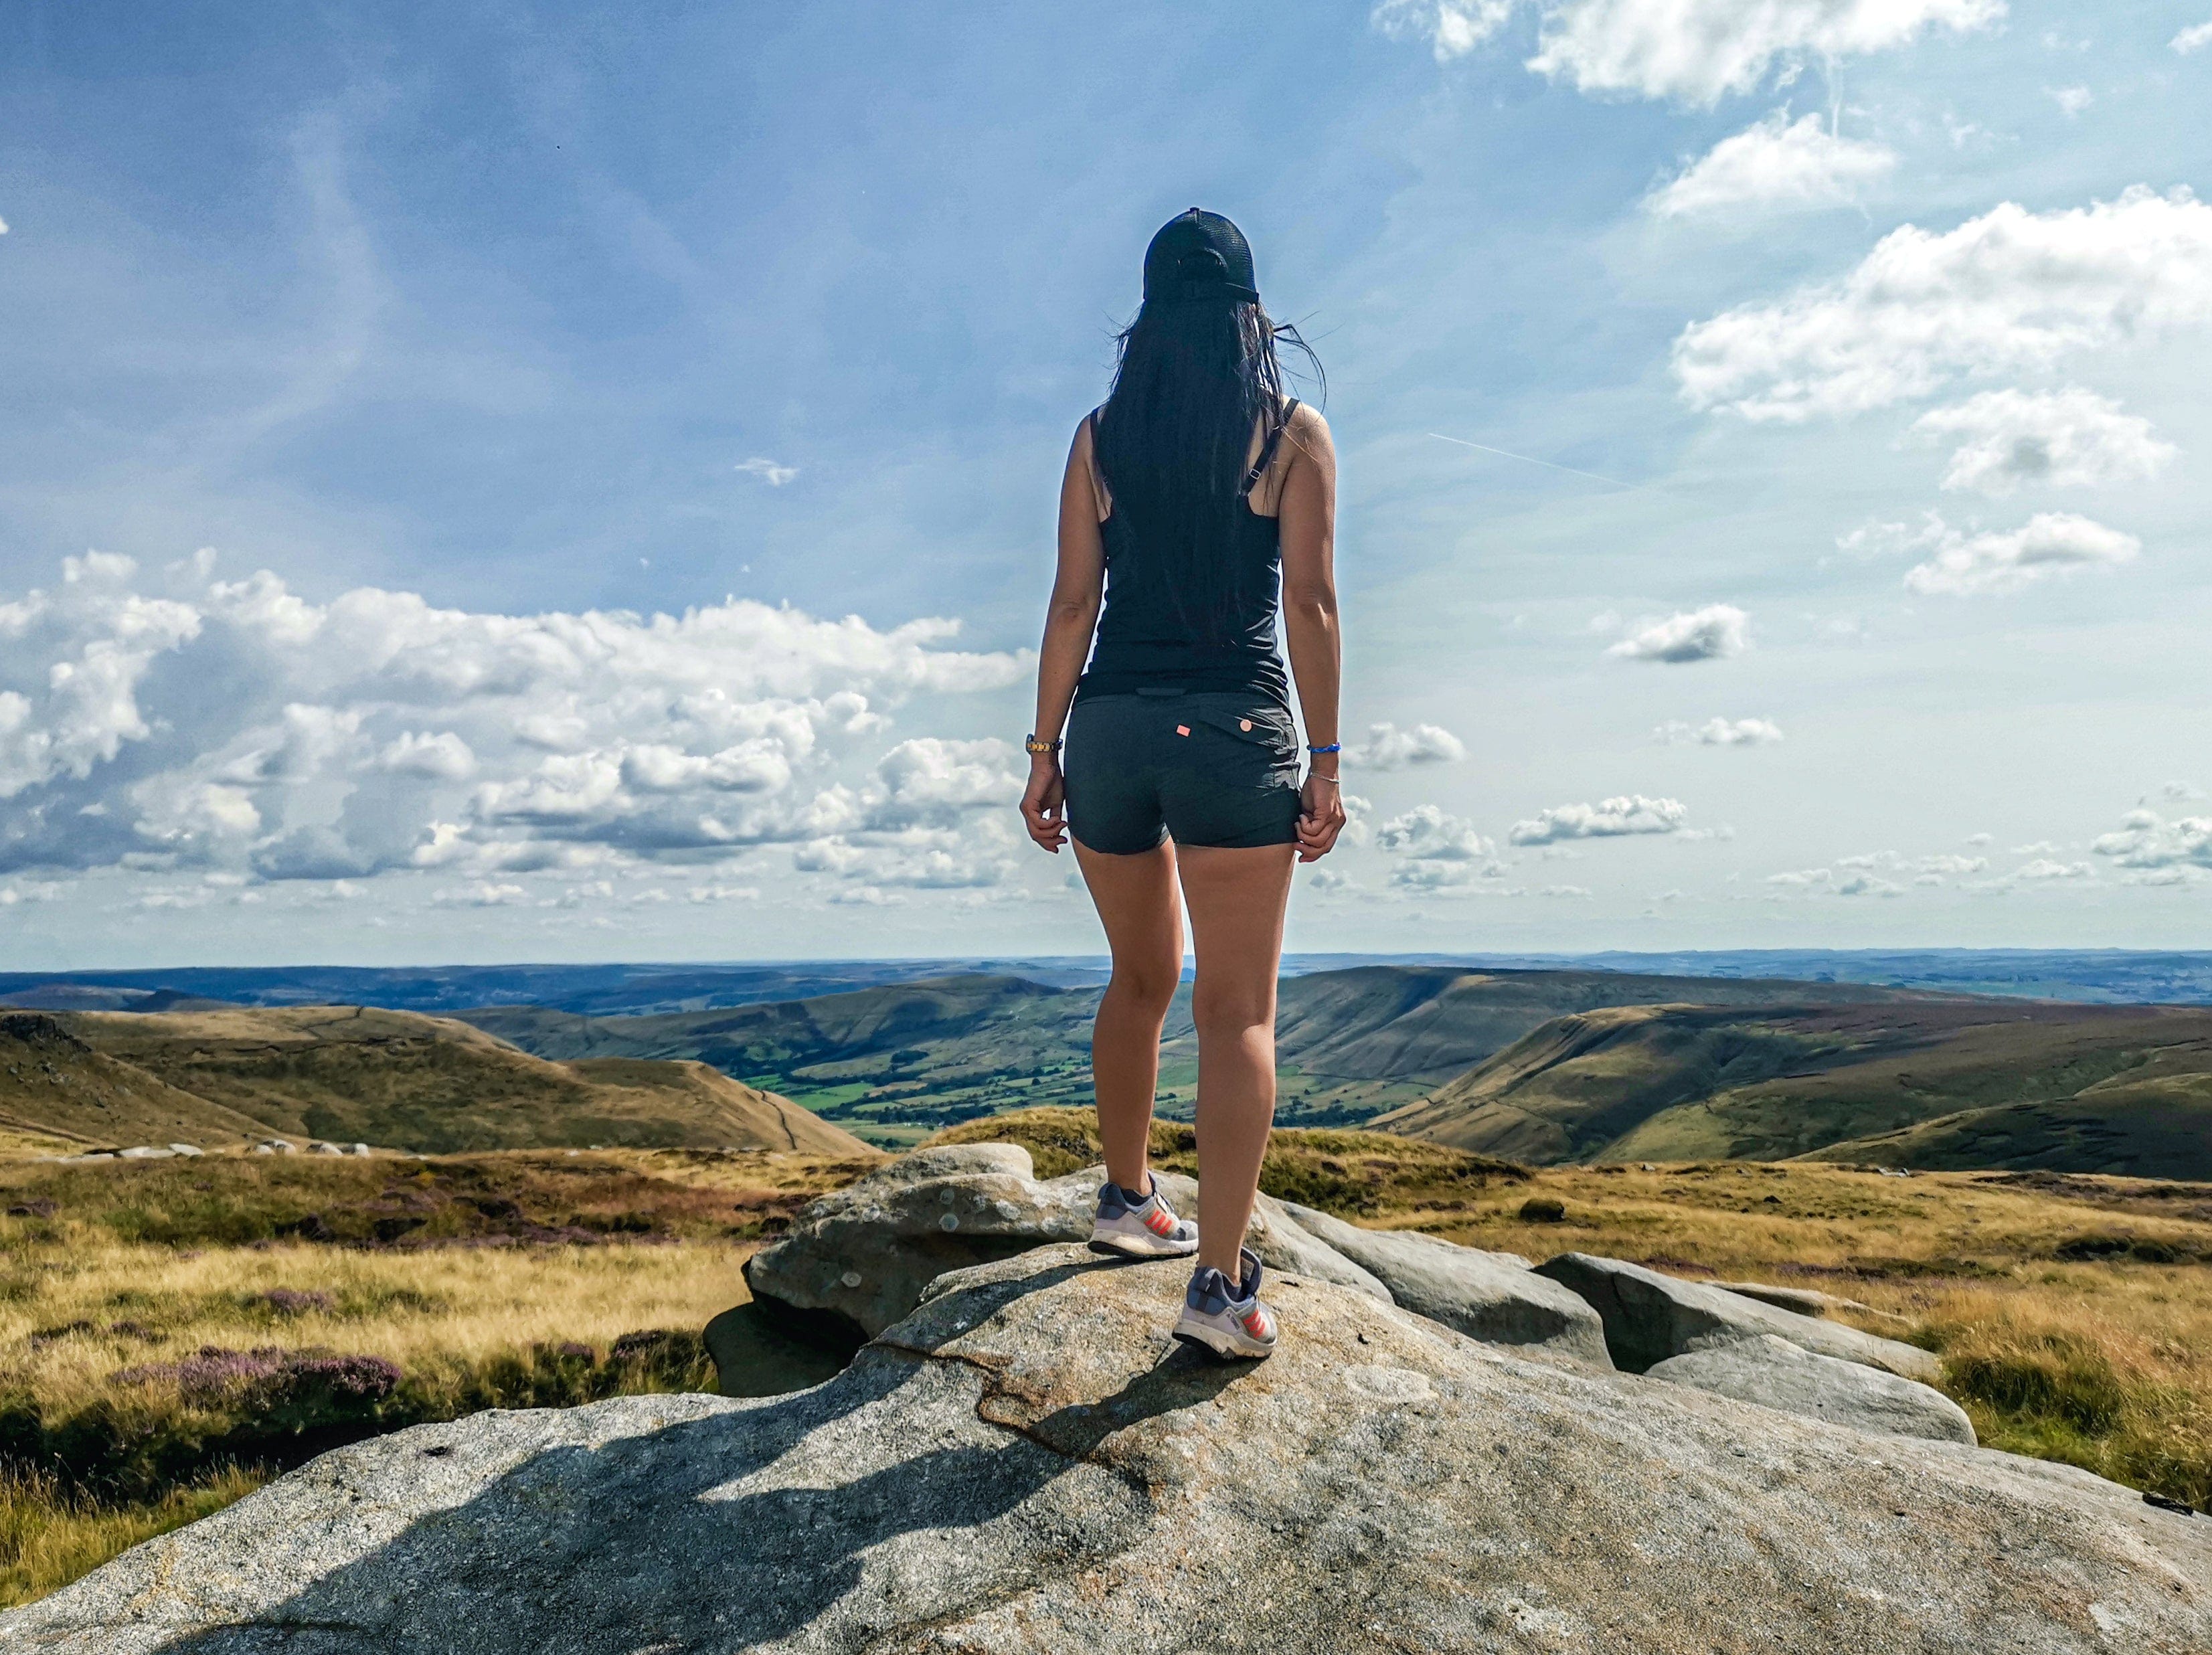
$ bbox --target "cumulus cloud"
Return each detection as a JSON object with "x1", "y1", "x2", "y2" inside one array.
[
  {"x1": 0, "y1": 552, "x2": 1025, "y2": 891},
  {"x1": 1529, "y1": 0, "x2": 2001, "y2": 104},
  {"x1": 1377, "y1": 805, "x2": 1495, "y2": 861},
  {"x1": 1369, "y1": 0, "x2": 1515, "y2": 60},
  {"x1": 1654, "y1": 716, "x2": 1782, "y2": 746},
  {"x1": 1843, "y1": 511, "x2": 2139, "y2": 596},
  {"x1": 1377, "y1": 804, "x2": 1509, "y2": 892},
  {"x1": 1509, "y1": 795, "x2": 1688, "y2": 845},
  {"x1": 1646, "y1": 111, "x2": 1896, "y2": 217},
  {"x1": 1374, "y1": 0, "x2": 1999, "y2": 102},
  {"x1": 2047, "y1": 85, "x2": 2093, "y2": 118},
  {"x1": 1910, "y1": 389, "x2": 2174, "y2": 495},
  {"x1": 1675, "y1": 187, "x2": 2212, "y2": 421},
  {"x1": 2092, "y1": 808, "x2": 2212, "y2": 883},
  {"x1": 735, "y1": 457, "x2": 797, "y2": 486},
  {"x1": 1608, "y1": 605, "x2": 1750, "y2": 663},
  {"x1": 2012, "y1": 858, "x2": 2094, "y2": 881},
  {"x1": 1349, "y1": 722, "x2": 1466, "y2": 770},
  {"x1": 2176, "y1": 21, "x2": 2212, "y2": 54}
]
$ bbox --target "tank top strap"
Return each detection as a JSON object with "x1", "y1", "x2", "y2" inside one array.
[{"x1": 1239, "y1": 398, "x2": 1300, "y2": 497}]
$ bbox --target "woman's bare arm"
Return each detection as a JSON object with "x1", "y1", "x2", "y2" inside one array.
[
  {"x1": 1276, "y1": 404, "x2": 1345, "y2": 861},
  {"x1": 1020, "y1": 419, "x2": 1108, "y2": 852}
]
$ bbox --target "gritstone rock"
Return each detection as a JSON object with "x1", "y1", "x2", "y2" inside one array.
[
  {"x1": 741, "y1": 1148, "x2": 1390, "y2": 1342},
  {"x1": 1648, "y1": 1333, "x2": 1978, "y2": 1445},
  {"x1": 1278, "y1": 1199, "x2": 1612, "y2": 1368},
  {"x1": 1533, "y1": 1251, "x2": 1943, "y2": 1380},
  {"x1": 12, "y1": 1245, "x2": 2205, "y2": 1654}
]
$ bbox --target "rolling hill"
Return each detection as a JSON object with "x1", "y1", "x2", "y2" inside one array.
[
  {"x1": 0, "y1": 1014, "x2": 272, "y2": 1150},
  {"x1": 460, "y1": 966, "x2": 1951, "y2": 1143},
  {"x1": 23, "y1": 1008, "x2": 868, "y2": 1157},
  {"x1": 1377, "y1": 999, "x2": 2212, "y2": 1179}
]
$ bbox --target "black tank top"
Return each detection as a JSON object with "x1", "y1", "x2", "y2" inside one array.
[{"x1": 1074, "y1": 400, "x2": 1299, "y2": 707}]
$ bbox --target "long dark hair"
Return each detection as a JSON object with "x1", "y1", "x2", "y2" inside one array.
[{"x1": 1094, "y1": 294, "x2": 1323, "y2": 640}]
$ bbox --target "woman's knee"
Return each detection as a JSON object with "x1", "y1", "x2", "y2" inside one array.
[
  {"x1": 1191, "y1": 981, "x2": 1274, "y2": 1045},
  {"x1": 1105, "y1": 962, "x2": 1179, "y2": 1019}
]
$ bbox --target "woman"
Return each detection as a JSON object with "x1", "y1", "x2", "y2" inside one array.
[{"x1": 1019, "y1": 208, "x2": 1345, "y2": 1360}]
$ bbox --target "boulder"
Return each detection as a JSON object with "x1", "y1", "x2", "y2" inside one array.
[
  {"x1": 743, "y1": 1152, "x2": 1091, "y2": 1337},
  {"x1": 1534, "y1": 1252, "x2": 1942, "y2": 1380},
  {"x1": 1278, "y1": 1200, "x2": 1612, "y2": 1367},
  {"x1": 1648, "y1": 1334, "x2": 1977, "y2": 1445},
  {"x1": 1717, "y1": 1280, "x2": 1904, "y2": 1322},
  {"x1": 16, "y1": 1245, "x2": 2205, "y2": 1654}
]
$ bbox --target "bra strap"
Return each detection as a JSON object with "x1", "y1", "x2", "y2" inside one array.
[{"x1": 1240, "y1": 399, "x2": 1300, "y2": 496}]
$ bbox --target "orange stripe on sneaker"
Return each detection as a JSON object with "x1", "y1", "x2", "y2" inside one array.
[{"x1": 1145, "y1": 1209, "x2": 1175, "y2": 1235}]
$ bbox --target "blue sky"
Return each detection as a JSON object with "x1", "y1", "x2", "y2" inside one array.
[{"x1": 2, "y1": 0, "x2": 2209, "y2": 967}]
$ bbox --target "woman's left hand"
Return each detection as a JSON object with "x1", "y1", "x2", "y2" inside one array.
[
  {"x1": 1295, "y1": 773, "x2": 1345, "y2": 862},
  {"x1": 1021, "y1": 758, "x2": 1068, "y2": 853}
]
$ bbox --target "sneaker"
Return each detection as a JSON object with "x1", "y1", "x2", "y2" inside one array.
[
  {"x1": 1173, "y1": 1247, "x2": 1278, "y2": 1361},
  {"x1": 1088, "y1": 1176, "x2": 1199, "y2": 1258}
]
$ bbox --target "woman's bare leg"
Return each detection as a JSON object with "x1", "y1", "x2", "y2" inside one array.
[
  {"x1": 1072, "y1": 837, "x2": 1183, "y2": 1195},
  {"x1": 1175, "y1": 841, "x2": 1297, "y2": 1276}
]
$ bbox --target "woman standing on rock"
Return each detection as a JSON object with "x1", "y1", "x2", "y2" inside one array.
[{"x1": 1019, "y1": 209, "x2": 1345, "y2": 1360}]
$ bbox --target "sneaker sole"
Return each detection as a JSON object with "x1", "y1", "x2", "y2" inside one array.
[
  {"x1": 1088, "y1": 1227, "x2": 1199, "y2": 1259},
  {"x1": 1171, "y1": 1318, "x2": 1275, "y2": 1361}
]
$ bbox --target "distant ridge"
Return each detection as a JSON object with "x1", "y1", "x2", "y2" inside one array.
[
  {"x1": 11, "y1": 1007, "x2": 869, "y2": 1157},
  {"x1": 1377, "y1": 999, "x2": 2212, "y2": 1178}
]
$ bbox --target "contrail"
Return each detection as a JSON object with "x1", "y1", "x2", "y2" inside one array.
[{"x1": 1427, "y1": 431, "x2": 1644, "y2": 492}]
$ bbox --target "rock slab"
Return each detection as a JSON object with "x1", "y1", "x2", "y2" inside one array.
[
  {"x1": 1648, "y1": 1333, "x2": 1978, "y2": 1445},
  {"x1": 1278, "y1": 1199, "x2": 1612, "y2": 1367},
  {"x1": 9, "y1": 1245, "x2": 2205, "y2": 1654},
  {"x1": 1535, "y1": 1250, "x2": 1943, "y2": 1379}
]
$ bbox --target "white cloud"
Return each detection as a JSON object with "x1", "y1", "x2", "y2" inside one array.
[
  {"x1": 0, "y1": 553, "x2": 1025, "y2": 888},
  {"x1": 1349, "y1": 721, "x2": 1466, "y2": 769},
  {"x1": 377, "y1": 731, "x2": 477, "y2": 780},
  {"x1": 1528, "y1": 0, "x2": 2002, "y2": 105},
  {"x1": 1675, "y1": 187, "x2": 2212, "y2": 422},
  {"x1": 1374, "y1": 0, "x2": 2000, "y2": 103},
  {"x1": 735, "y1": 457, "x2": 797, "y2": 486},
  {"x1": 1538, "y1": 883, "x2": 1594, "y2": 898},
  {"x1": 1377, "y1": 805, "x2": 1496, "y2": 861},
  {"x1": 1370, "y1": 0, "x2": 1516, "y2": 60},
  {"x1": 2013, "y1": 858, "x2": 2094, "y2": 881},
  {"x1": 2092, "y1": 809, "x2": 2212, "y2": 878},
  {"x1": 1377, "y1": 804, "x2": 1509, "y2": 892},
  {"x1": 1654, "y1": 716, "x2": 1782, "y2": 746},
  {"x1": 1909, "y1": 389, "x2": 2174, "y2": 495},
  {"x1": 2047, "y1": 85, "x2": 2092, "y2": 118},
  {"x1": 1509, "y1": 794, "x2": 1689, "y2": 845},
  {"x1": 1646, "y1": 111, "x2": 1896, "y2": 218},
  {"x1": 2175, "y1": 21, "x2": 2212, "y2": 54},
  {"x1": 1608, "y1": 605, "x2": 1750, "y2": 663},
  {"x1": 1843, "y1": 511, "x2": 2140, "y2": 596},
  {"x1": 2160, "y1": 781, "x2": 2207, "y2": 802},
  {"x1": 431, "y1": 881, "x2": 529, "y2": 907}
]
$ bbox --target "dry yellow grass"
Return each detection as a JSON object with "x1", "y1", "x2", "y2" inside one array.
[
  {"x1": 3, "y1": 1239, "x2": 754, "y2": 1415},
  {"x1": 0, "y1": 1145, "x2": 869, "y2": 1606}
]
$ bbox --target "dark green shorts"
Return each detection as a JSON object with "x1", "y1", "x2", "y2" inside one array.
[{"x1": 1064, "y1": 690, "x2": 1302, "y2": 855}]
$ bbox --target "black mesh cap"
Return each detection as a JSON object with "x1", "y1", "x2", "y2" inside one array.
[{"x1": 1141, "y1": 207, "x2": 1259, "y2": 306}]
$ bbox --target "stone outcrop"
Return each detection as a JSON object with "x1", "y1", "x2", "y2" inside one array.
[
  {"x1": 1278, "y1": 1199, "x2": 1612, "y2": 1367},
  {"x1": 1533, "y1": 1251, "x2": 1943, "y2": 1380},
  {"x1": 13, "y1": 1245, "x2": 2206, "y2": 1653},
  {"x1": 1648, "y1": 1333, "x2": 1978, "y2": 1445},
  {"x1": 742, "y1": 1146, "x2": 1401, "y2": 1342}
]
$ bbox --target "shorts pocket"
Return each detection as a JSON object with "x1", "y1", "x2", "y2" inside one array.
[{"x1": 1181, "y1": 709, "x2": 1299, "y2": 785}]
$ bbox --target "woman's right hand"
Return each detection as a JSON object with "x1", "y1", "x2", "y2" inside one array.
[{"x1": 1021, "y1": 758, "x2": 1068, "y2": 853}]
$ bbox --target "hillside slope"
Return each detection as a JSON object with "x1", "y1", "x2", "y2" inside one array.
[
  {"x1": 462, "y1": 966, "x2": 1950, "y2": 1140},
  {"x1": 1378, "y1": 999, "x2": 2212, "y2": 1174},
  {"x1": 0, "y1": 1014, "x2": 272, "y2": 1149},
  {"x1": 54, "y1": 1008, "x2": 867, "y2": 1156}
]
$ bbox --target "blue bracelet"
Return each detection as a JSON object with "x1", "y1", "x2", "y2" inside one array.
[{"x1": 1307, "y1": 742, "x2": 1341, "y2": 754}]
